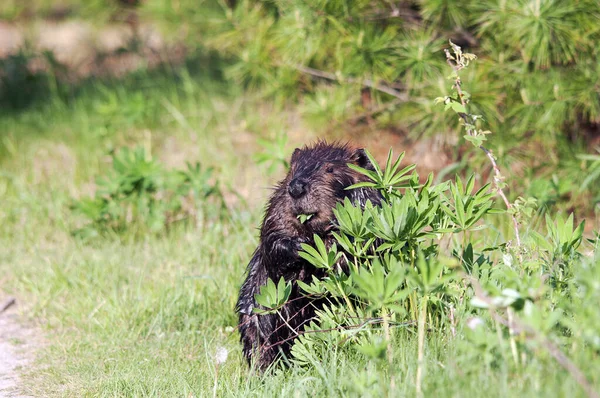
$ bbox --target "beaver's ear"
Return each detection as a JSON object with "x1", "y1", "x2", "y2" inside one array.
[
  {"x1": 352, "y1": 148, "x2": 376, "y2": 171},
  {"x1": 290, "y1": 148, "x2": 301, "y2": 165}
]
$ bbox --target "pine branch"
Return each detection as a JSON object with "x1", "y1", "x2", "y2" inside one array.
[
  {"x1": 290, "y1": 64, "x2": 409, "y2": 101},
  {"x1": 346, "y1": 98, "x2": 406, "y2": 125}
]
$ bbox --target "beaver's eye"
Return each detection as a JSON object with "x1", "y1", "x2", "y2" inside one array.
[{"x1": 326, "y1": 166, "x2": 334, "y2": 173}]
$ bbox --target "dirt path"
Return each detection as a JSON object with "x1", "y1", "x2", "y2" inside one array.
[{"x1": 0, "y1": 298, "x2": 34, "y2": 398}]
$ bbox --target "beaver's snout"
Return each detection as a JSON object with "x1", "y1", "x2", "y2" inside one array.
[{"x1": 288, "y1": 178, "x2": 308, "y2": 199}]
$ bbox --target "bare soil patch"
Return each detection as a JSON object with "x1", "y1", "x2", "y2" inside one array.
[{"x1": 0, "y1": 298, "x2": 36, "y2": 398}]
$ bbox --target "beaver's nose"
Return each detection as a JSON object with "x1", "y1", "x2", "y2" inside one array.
[{"x1": 288, "y1": 178, "x2": 307, "y2": 199}]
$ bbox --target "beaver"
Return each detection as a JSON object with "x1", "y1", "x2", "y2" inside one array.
[{"x1": 236, "y1": 141, "x2": 383, "y2": 370}]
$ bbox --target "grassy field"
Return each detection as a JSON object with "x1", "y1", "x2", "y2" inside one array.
[{"x1": 1, "y1": 54, "x2": 599, "y2": 397}]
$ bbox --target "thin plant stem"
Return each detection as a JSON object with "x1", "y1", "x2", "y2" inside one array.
[
  {"x1": 277, "y1": 311, "x2": 300, "y2": 336},
  {"x1": 507, "y1": 307, "x2": 520, "y2": 366},
  {"x1": 416, "y1": 295, "x2": 428, "y2": 397},
  {"x1": 444, "y1": 48, "x2": 521, "y2": 247},
  {"x1": 213, "y1": 364, "x2": 219, "y2": 398},
  {"x1": 381, "y1": 306, "x2": 396, "y2": 393},
  {"x1": 382, "y1": 306, "x2": 393, "y2": 364}
]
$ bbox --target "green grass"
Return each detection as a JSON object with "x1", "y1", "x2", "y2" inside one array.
[{"x1": 1, "y1": 56, "x2": 598, "y2": 397}]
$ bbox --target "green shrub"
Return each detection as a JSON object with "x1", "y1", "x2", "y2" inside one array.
[
  {"x1": 195, "y1": 0, "x2": 600, "y2": 137},
  {"x1": 71, "y1": 146, "x2": 224, "y2": 237}
]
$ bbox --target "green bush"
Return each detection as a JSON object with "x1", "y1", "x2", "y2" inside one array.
[
  {"x1": 195, "y1": 0, "x2": 599, "y2": 135},
  {"x1": 71, "y1": 146, "x2": 224, "y2": 237}
]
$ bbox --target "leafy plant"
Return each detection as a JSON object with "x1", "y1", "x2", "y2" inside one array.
[
  {"x1": 253, "y1": 277, "x2": 292, "y2": 315},
  {"x1": 71, "y1": 146, "x2": 224, "y2": 237},
  {"x1": 253, "y1": 133, "x2": 291, "y2": 175}
]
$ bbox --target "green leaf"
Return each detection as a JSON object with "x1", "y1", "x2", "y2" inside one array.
[
  {"x1": 297, "y1": 213, "x2": 314, "y2": 223},
  {"x1": 450, "y1": 102, "x2": 466, "y2": 114},
  {"x1": 464, "y1": 135, "x2": 485, "y2": 147},
  {"x1": 253, "y1": 277, "x2": 292, "y2": 314}
]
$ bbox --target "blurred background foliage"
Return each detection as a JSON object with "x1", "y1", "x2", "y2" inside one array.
[
  {"x1": 197, "y1": 0, "x2": 600, "y2": 221},
  {"x1": 0, "y1": 0, "x2": 599, "y2": 221}
]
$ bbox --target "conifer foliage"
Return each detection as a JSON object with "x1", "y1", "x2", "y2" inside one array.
[{"x1": 200, "y1": 0, "x2": 599, "y2": 145}]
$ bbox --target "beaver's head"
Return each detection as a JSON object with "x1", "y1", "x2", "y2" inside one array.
[{"x1": 284, "y1": 141, "x2": 377, "y2": 233}]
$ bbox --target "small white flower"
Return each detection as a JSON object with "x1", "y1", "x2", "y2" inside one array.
[
  {"x1": 215, "y1": 347, "x2": 229, "y2": 365},
  {"x1": 225, "y1": 326, "x2": 234, "y2": 333},
  {"x1": 466, "y1": 317, "x2": 484, "y2": 330}
]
